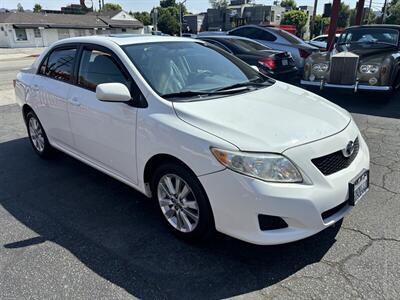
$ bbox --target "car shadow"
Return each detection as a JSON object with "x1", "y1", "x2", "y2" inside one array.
[
  {"x1": 300, "y1": 86, "x2": 400, "y2": 119},
  {"x1": 0, "y1": 138, "x2": 341, "y2": 299}
]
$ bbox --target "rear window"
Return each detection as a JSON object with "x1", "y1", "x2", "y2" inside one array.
[
  {"x1": 275, "y1": 29, "x2": 305, "y2": 45},
  {"x1": 228, "y1": 38, "x2": 269, "y2": 52}
]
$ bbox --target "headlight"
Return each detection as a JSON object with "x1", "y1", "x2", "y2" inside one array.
[
  {"x1": 211, "y1": 148, "x2": 303, "y2": 183},
  {"x1": 312, "y1": 63, "x2": 329, "y2": 72},
  {"x1": 359, "y1": 64, "x2": 379, "y2": 74}
]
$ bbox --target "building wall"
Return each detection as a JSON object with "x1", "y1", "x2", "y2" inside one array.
[{"x1": 0, "y1": 25, "x2": 142, "y2": 48}]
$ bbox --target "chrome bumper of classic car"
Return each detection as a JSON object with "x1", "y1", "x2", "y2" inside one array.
[{"x1": 300, "y1": 80, "x2": 392, "y2": 92}]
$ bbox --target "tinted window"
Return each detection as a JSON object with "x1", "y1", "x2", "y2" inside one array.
[
  {"x1": 78, "y1": 49, "x2": 131, "y2": 91},
  {"x1": 228, "y1": 38, "x2": 269, "y2": 51},
  {"x1": 124, "y1": 42, "x2": 267, "y2": 96},
  {"x1": 259, "y1": 30, "x2": 277, "y2": 41},
  {"x1": 42, "y1": 48, "x2": 76, "y2": 82},
  {"x1": 230, "y1": 27, "x2": 252, "y2": 38},
  {"x1": 275, "y1": 29, "x2": 305, "y2": 45}
]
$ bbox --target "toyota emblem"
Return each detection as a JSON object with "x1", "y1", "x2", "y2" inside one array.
[{"x1": 343, "y1": 141, "x2": 355, "y2": 158}]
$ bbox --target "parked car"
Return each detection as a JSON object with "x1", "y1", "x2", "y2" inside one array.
[
  {"x1": 302, "y1": 25, "x2": 400, "y2": 92},
  {"x1": 228, "y1": 25, "x2": 319, "y2": 70},
  {"x1": 15, "y1": 35, "x2": 369, "y2": 245},
  {"x1": 197, "y1": 31, "x2": 227, "y2": 37},
  {"x1": 308, "y1": 34, "x2": 340, "y2": 50},
  {"x1": 197, "y1": 35, "x2": 298, "y2": 80}
]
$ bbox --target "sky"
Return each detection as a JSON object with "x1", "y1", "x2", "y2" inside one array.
[{"x1": 0, "y1": 0, "x2": 384, "y2": 15}]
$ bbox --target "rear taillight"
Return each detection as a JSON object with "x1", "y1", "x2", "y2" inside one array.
[
  {"x1": 258, "y1": 57, "x2": 276, "y2": 70},
  {"x1": 298, "y1": 48, "x2": 311, "y2": 59}
]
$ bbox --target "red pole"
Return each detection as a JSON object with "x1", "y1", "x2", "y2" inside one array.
[
  {"x1": 327, "y1": 0, "x2": 341, "y2": 51},
  {"x1": 355, "y1": 0, "x2": 365, "y2": 25}
]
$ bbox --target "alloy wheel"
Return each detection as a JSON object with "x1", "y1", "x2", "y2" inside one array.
[
  {"x1": 157, "y1": 174, "x2": 200, "y2": 233},
  {"x1": 28, "y1": 116, "x2": 45, "y2": 153}
]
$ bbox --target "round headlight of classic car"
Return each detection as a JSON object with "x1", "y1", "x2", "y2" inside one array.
[
  {"x1": 312, "y1": 63, "x2": 329, "y2": 72},
  {"x1": 359, "y1": 64, "x2": 379, "y2": 74}
]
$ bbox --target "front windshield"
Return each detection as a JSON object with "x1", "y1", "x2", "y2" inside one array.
[
  {"x1": 337, "y1": 28, "x2": 399, "y2": 50},
  {"x1": 123, "y1": 42, "x2": 269, "y2": 97}
]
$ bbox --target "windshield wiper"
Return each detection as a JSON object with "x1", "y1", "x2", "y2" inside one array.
[
  {"x1": 212, "y1": 80, "x2": 270, "y2": 92},
  {"x1": 162, "y1": 90, "x2": 212, "y2": 99}
]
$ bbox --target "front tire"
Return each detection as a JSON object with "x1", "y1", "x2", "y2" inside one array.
[
  {"x1": 151, "y1": 163, "x2": 215, "y2": 242},
  {"x1": 26, "y1": 111, "x2": 53, "y2": 158}
]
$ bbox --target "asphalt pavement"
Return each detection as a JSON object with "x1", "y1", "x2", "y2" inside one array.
[{"x1": 0, "y1": 56, "x2": 399, "y2": 299}]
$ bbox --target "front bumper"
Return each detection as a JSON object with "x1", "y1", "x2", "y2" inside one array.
[
  {"x1": 199, "y1": 121, "x2": 370, "y2": 245},
  {"x1": 301, "y1": 80, "x2": 392, "y2": 92}
]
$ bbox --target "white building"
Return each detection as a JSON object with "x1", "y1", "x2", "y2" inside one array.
[{"x1": 0, "y1": 10, "x2": 143, "y2": 48}]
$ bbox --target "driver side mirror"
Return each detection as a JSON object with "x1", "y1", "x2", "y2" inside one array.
[{"x1": 96, "y1": 83, "x2": 131, "y2": 102}]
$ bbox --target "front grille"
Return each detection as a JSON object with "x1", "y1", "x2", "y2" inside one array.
[
  {"x1": 329, "y1": 56, "x2": 358, "y2": 84},
  {"x1": 312, "y1": 138, "x2": 360, "y2": 176}
]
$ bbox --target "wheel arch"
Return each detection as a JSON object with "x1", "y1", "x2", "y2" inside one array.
[
  {"x1": 22, "y1": 104, "x2": 34, "y2": 124},
  {"x1": 143, "y1": 153, "x2": 198, "y2": 190}
]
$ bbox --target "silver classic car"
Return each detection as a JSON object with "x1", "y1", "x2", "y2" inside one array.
[{"x1": 301, "y1": 25, "x2": 400, "y2": 92}]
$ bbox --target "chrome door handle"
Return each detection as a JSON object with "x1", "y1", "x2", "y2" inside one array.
[{"x1": 69, "y1": 97, "x2": 81, "y2": 106}]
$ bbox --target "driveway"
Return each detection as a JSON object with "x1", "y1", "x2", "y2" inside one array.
[{"x1": 0, "y1": 89, "x2": 399, "y2": 298}]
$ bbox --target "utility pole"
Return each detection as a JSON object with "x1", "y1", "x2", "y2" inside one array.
[
  {"x1": 355, "y1": 0, "x2": 365, "y2": 25},
  {"x1": 98, "y1": 0, "x2": 101, "y2": 11},
  {"x1": 310, "y1": 0, "x2": 318, "y2": 39},
  {"x1": 326, "y1": 0, "x2": 340, "y2": 52},
  {"x1": 180, "y1": 0, "x2": 187, "y2": 37},
  {"x1": 382, "y1": 0, "x2": 388, "y2": 23},
  {"x1": 367, "y1": 0, "x2": 372, "y2": 24}
]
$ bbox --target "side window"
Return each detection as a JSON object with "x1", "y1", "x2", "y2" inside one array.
[
  {"x1": 258, "y1": 29, "x2": 276, "y2": 41},
  {"x1": 41, "y1": 48, "x2": 76, "y2": 82},
  {"x1": 231, "y1": 28, "x2": 250, "y2": 38},
  {"x1": 78, "y1": 48, "x2": 132, "y2": 91}
]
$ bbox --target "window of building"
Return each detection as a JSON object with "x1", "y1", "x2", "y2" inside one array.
[
  {"x1": 57, "y1": 29, "x2": 70, "y2": 40},
  {"x1": 15, "y1": 29, "x2": 28, "y2": 41},
  {"x1": 40, "y1": 48, "x2": 77, "y2": 82},
  {"x1": 34, "y1": 28, "x2": 41, "y2": 38},
  {"x1": 78, "y1": 49, "x2": 132, "y2": 91},
  {"x1": 122, "y1": 28, "x2": 127, "y2": 32}
]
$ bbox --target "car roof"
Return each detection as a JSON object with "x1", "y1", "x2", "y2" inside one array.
[{"x1": 51, "y1": 34, "x2": 196, "y2": 47}]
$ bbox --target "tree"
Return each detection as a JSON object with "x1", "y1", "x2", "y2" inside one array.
[
  {"x1": 33, "y1": 3, "x2": 42, "y2": 13},
  {"x1": 102, "y1": 3, "x2": 122, "y2": 11},
  {"x1": 209, "y1": 0, "x2": 229, "y2": 9},
  {"x1": 17, "y1": 3, "x2": 24, "y2": 12},
  {"x1": 160, "y1": 0, "x2": 177, "y2": 8},
  {"x1": 386, "y1": 0, "x2": 400, "y2": 24},
  {"x1": 280, "y1": 0, "x2": 297, "y2": 9},
  {"x1": 281, "y1": 10, "x2": 307, "y2": 34},
  {"x1": 158, "y1": 7, "x2": 180, "y2": 35},
  {"x1": 337, "y1": 3, "x2": 351, "y2": 28},
  {"x1": 313, "y1": 15, "x2": 330, "y2": 36},
  {"x1": 131, "y1": 11, "x2": 152, "y2": 26}
]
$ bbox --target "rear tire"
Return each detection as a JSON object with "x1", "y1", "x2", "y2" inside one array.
[
  {"x1": 151, "y1": 163, "x2": 215, "y2": 242},
  {"x1": 26, "y1": 111, "x2": 53, "y2": 158}
]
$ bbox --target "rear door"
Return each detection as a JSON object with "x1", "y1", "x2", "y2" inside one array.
[
  {"x1": 67, "y1": 44, "x2": 139, "y2": 184},
  {"x1": 31, "y1": 45, "x2": 77, "y2": 148}
]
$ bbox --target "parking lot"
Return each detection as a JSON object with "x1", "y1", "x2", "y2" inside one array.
[{"x1": 0, "y1": 55, "x2": 399, "y2": 299}]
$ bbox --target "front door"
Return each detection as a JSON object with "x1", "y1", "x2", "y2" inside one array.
[{"x1": 67, "y1": 46, "x2": 138, "y2": 184}]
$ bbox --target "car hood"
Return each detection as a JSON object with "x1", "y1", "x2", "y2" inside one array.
[{"x1": 173, "y1": 82, "x2": 351, "y2": 152}]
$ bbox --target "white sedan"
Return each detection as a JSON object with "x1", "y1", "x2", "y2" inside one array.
[{"x1": 15, "y1": 35, "x2": 370, "y2": 245}]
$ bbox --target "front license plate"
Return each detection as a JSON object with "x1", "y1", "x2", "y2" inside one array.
[
  {"x1": 282, "y1": 59, "x2": 288, "y2": 66},
  {"x1": 349, "y1": 169, "x2": 369, "y2": 206}
]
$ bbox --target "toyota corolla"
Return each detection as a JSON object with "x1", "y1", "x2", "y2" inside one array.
[{"x1": 15, "y1": 35, "x2": 370, "y2": 245}]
